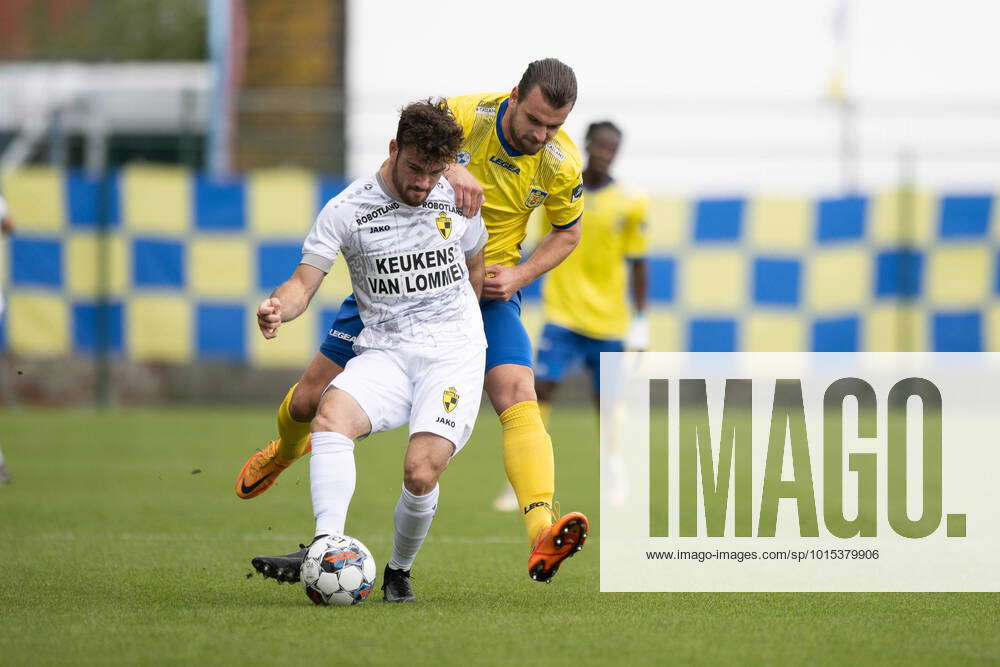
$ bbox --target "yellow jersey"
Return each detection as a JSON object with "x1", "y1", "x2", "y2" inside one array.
[
  {"x1": 447, "y1": 92, "x2": 584, "y2": 267},
  {"x1": 540, "y1": 180, "x2": 649, "y2": 340}
]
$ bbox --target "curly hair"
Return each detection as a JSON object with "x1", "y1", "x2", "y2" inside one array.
[{"x1": 395, "y1": 98, "x2": 465, "y2": 165}]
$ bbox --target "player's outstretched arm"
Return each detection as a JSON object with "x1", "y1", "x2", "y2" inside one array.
[
  {"x1": 257, "y1": 264, "x2": 326, "y2": 339},
  {"x1": 444, "y1": 163, "x2": 484, "y2": 218},
  {"x1": 466, "y1": 249, "x2": 485, "y2": 299}
]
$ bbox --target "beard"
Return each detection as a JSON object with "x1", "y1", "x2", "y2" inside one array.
[
  {"x1": 392, "y1": 160, "x2": 430, "y2": 206},
  {"x1": 509, "y1": 126, "x2": 544, "y2": 155},
  {"x1": 515, "y1": 136, "x2": 544, "y2": 155}
]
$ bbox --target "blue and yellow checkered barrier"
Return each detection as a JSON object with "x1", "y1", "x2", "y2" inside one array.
[
  {"x1": 522, "y1": 189, "x2": 1000, "y2": 352},
  {"x1": 0, "y1": 166, "x2": 353, "y2": 367},
  {"x1": 1, "y1": 166, "x2": 997, "y2": 366}
]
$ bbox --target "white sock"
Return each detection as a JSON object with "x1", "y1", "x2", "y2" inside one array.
[
  {"x1": 389, "y1": 484, "x2": 439, "y2": 571},
  {"x1": 310, "y1": 432, "x2": 356, "y2": 538}
]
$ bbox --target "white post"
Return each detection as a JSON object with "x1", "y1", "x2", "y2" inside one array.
[{"x1": 208, "y1": 0, "x2": 233, "y2": 178}]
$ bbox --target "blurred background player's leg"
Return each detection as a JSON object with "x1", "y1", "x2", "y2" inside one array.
[
  {"x1": 0, "y1": 205, "x2": 12, "y2": 486},
  {"x1": 584, "y1": 337, "x2": 626, "y2": 508},
  {"x1": 0, "y1": 447, "x2": 10, "y2": 486},
  {"x1": 0, "y1": 287, "x2": 9, "y2": 485}
]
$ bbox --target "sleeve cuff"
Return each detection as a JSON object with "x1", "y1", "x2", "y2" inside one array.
[
  {"x1": 551, "y1": 214, "x2": 582, "y2": 230},
  {"x1": 301, "y1": 253, "x2": 333, "y2": 273}
]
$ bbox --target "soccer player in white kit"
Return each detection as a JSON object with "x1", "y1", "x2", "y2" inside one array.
[
  {"x1": 0, "y1": 192, "x2": 14, "y2": 485},
  {"x1": 250, "y1": 99, "x2": 488, "y2": 602}
]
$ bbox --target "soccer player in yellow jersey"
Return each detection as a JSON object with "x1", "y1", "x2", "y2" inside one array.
[
  {"x1": 493, "y1": 120, "x2": 648, "y2": 511},
  {"x1": 240, "y1": 59, "x2": 589, "y2": 584},
  {"x1": 536, "y1": 121, "x2": 649, "y2": 399}
]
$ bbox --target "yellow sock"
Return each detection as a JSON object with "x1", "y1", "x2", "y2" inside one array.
[
  {"x1": 500, "y1": 401, "x2": 555, "y2": 542},
  {"x1": 276, "y1": 384, "x2": 312, "y2": 463},
  {"x1": 538, "y1": 401, "x2": 552, "y2": 429}
]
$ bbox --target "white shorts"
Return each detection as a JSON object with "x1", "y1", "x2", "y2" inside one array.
[{"x1": 330, "y1": 344, "x2": 486, "y2": 453}]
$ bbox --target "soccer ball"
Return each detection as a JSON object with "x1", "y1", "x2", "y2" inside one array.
[{"x1": 301, "y1": 535, "x2": 377, "y2": 606}]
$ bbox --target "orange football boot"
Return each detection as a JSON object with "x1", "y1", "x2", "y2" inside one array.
[
  {"x1": 527, "y1": 508, "x2": 589, "y2": 583},
  {"x1": 235, "y1": 439, "x2": 309, "y2": 499}
]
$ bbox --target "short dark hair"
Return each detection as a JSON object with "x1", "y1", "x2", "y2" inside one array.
[
  {"x1": 517, "y1": 58, "x2": 577, "y2": 108},
  {"x1": 396, "y1": 98, "x2": 465, "y2": 165},
  {"x1": 586, "y1": 121, "x2": 622, "y2": 140}
]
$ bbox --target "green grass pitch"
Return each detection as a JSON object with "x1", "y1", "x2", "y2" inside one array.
[{"x1": 1, "y1": 405, "x2": 997, "y2": 665}]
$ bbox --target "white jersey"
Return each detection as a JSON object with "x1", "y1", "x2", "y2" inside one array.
[{"x1": 302, "y1": 172, "x2": 488, "y2": 351}]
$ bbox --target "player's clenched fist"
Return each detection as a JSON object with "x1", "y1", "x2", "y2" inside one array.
[
  {"x1": 444, "y1": 163, "x2": 484, "y2": 218},
  {"x1": 258, "y1": 297, "x2": 282, "y2": 339},
  {"x1": 483, "y1": 264, "x2": 525, "y2": 302}
]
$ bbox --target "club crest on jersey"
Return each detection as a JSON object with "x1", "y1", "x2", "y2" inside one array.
[
  {"x1": 436, "y1": 212, "x2": 453, "y2": 239},
  {"x1": 443, "y1": 386, "x2": 460, "y2": 413},
  {"x1": 525, "y1": 188, "x2": 548, "y2": 209},
  {"x1": 456, "y1": 151, "x2": 472, "y2": 165}
]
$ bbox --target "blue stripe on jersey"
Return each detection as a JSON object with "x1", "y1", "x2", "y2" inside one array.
[{"x1": 495, "y1": 98, "x2": 524, "y2": 158}]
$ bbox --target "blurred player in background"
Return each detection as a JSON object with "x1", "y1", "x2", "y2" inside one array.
[
  {"x1": 238, "y1": 58, "x2": 590, "y2": 583},
  {"x1": 252, "y1": 99, "x2": 488, "y2": 602},
  {"x1": 0, "y1": 192, "x2": 15, "y2": 485},
  {"x1": 493, "y1": 121, "x2": 648, "y2": 511}
]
